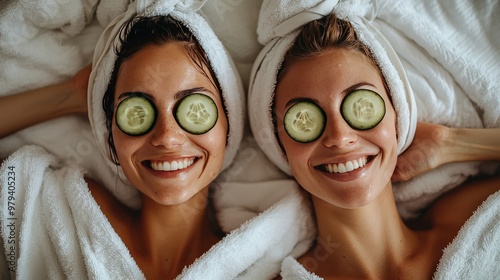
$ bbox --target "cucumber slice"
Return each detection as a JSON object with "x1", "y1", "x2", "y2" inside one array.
[
  {"x1": 341, "y1": 90, "x2": 385, "y2": 130},
  {"x1": 175, "y1": 93, "x2": 218, "y2": 134},
  {"x1": 116, "y1": 96, "x2": 157, "y2": 136},
  {"x1": 284, "y1": 101, "x2": 326, "y2": 143}
]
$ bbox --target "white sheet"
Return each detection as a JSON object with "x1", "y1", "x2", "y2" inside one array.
[
  {"x1": 0, "y1": 145, "x2": 314, "y2": 279},
  {"x1": 373, "y1": 0, "x2": 500, "y2": 218},
  {"x1": 0, "y1": 0, "x2": 498, "y2": 230}
]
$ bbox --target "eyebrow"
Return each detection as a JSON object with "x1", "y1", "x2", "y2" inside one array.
[
  {"x1": 285, "y1": 97, "x2": 319, "y2": 108},
  {"x1": 342, "y1": 82, "x2": 376, "y2": 95},
  {"x1": 117, "y1": 91, "x2": 153, "y2": 101},
  {"x1": 284, "y1": 82, "x2": 376, "y2": 108},
  {"x1": 117, "y1": 87, "x2": 215, "y2": 102},
  {"x1": 174, "y1": 87, "x2": 215, "y2": 100}
]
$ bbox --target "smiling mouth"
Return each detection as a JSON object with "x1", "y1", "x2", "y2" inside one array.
[
  {"x1": 318, "y1": 156, "x2": 372, "y2": 174},
  {"x1": 148, "y1": 157, "x2": 196, "y2": 171}
]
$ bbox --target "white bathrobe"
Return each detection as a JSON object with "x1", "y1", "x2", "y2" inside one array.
[
  {"x1": 280, "y1": 191, "x2": 500, "y2": 280},
  {"x1": 0, "y1": 145, "x2": 315, "y2": 280}
]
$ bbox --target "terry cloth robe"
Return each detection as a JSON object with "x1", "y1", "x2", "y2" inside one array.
[
  {"x1": 0, "y1": 145, "x2": 315, "y2": 280},
  {"x1": 279, "y1": 191, "x2": 500, "y2": 280}
]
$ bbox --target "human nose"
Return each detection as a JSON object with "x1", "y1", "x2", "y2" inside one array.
[
  {"x1": 149, "y1": 114, "x2": 186, "y2": 148},
  {"x1": 321, "y1": 115, "x2": 358, "y2": 148}
]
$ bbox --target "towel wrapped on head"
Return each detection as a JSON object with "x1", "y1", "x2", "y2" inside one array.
[
  {"x1": 248, "y1": 0, "x2": 417, "y2": 176},
  {"x1": 87, "y1": 0, "x2": 245, "y2": 198}
]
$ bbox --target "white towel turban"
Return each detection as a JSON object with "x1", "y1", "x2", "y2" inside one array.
[
  {"x1": 88, "y1": 0, "x2": 245, "y2": 185},
  {"x1": 248, "y1": 0, "x2": 417, "y2": 176}
]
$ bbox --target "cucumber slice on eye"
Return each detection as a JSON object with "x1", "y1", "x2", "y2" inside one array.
[
  {"x1": 175, "y1": 93, "x2": 218, "y2": 134},
  {"x1": 284, "y1": 101, "x2": 326, "y2": 143},
  {"x1": 116, "y1": 96, "x2": 157, "y2": 136},
  {"x1": 341, "y1": 89, "x2": 386, "y2": 130}
]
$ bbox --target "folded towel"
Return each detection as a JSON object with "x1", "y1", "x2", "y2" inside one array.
[
  {"x1": 0, "y1": 0, "x2": 138, "y2": 208},
  {"x1": 248, "y1": 0, "x2": 417, "y2": 176},
  {"x1": 199, "y1": 0, "x2": 264, "y2": 89},
  {"x1": 0, "y1": 145, "x2": 144, "y2": 279},
  {"x1": 373, "y1": 0, "x2": 500, "y2": 218},
  {"x1": 279, "y1": 191, "x2": 500, "y2": 279},
  {"x1": 434, "y1": 191, "x2": 500, "y2": 279},
  {"x1": 0, "y1": 0, "x2": 126, "y2": 96},
  {"x1": 88, "y1": 0, "x2": 246, "y2": 191},
  {"x1": 179, "y1": 180, "x2": 316, "y2": 279},
  {"x1": 0, "y1": 145, "x2": 315, "y2": 279}
]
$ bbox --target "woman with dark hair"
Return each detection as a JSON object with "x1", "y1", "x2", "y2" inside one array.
[
  {"x1": 87, "y1": 14, "x2": 232, "y2": 279},
  {"x1": 1, "y1": 8, "x2": 237, "y2": 280},
  {"x1": 0, "y1": 1, "x2": 249, "y2": 278}
]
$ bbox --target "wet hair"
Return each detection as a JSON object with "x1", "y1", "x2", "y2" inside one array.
[
  {"x1": 277, "y1": 13, "x2": 385, "y2": 86},
  {"x1": 103, "y1": 15, "x2": 223, "y2": 164}
]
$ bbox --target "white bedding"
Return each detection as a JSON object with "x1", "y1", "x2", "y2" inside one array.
[
  {"x1": 0, "y1": 145, "x2": 314, "y2": 279},
  {"x1": 0, "y1": 0, "x2": 499, "y2": 218},
  {"x1": 374, "y1": 0, "x2": 500, "y2": 217}
]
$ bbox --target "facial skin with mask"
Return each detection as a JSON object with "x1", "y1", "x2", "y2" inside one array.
[
  {"x1": 270, "y1": 14, "x2": 500, "y2": 279},
  {"x1": 275, "y1": 48, "x2": 398, "y2": 209},
  {"x1": 85, "y1": 16, "x2": 228, "y2": 279},
  {"x1": 110, "y1": 43, "x2": 227, "y2": 206}
]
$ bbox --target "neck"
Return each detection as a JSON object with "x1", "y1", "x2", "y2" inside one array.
[
  {"x1": 132, "y1": 187, "x2": 220, "y2": 277},
  {"x1": 309, "y1": 183, "x2": 420, "y2": 278}
]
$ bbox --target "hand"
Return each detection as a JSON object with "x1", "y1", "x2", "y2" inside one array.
[
  {"x1": 392, "y1": 122, "x2": 450, "y2": 182},
  {"x1": 68, "y1": 64, "x2": 92, "y2": 113}
]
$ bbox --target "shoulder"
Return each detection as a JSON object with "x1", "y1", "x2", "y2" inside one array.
[
  {"x1": 426, "y1": 175, "x2": 500, "y2": 228},
  {"x1": 85, "y1": 177, "x2": 114, "y2": 206},
  {"x1": 84, "y1": 177, "x2": 135, "y2": 223},
  {"x1": 282, "y1": 255, "x2": 322, "y2": 280}
]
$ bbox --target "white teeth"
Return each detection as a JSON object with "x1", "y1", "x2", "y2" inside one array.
[
  {"x1": 325, "y1": 157, "x2": 368, "y2": 174},
  {"x1": 171, "y1": 161, "x2": 178, "y2": 171},
  {"x1": 345, "y1": 161, "x2": 354, "y2": 172},
  {"x1": 338, "y1": 163, "x2": 346, "y2": 173},
  {"x1": 150, "y1": 158, "x2": 194, "y2": 171}
]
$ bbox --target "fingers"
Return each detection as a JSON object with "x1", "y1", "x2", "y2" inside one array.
[
  {"x1": 392, "y1": 140, "x2": 439, "y2": 182},
  {"x1": 392, "y1": 154, "x2": 428, "y2": 182},
  {"x1": 392, "y1": 122, "x2": 448, "y2": 182}
]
